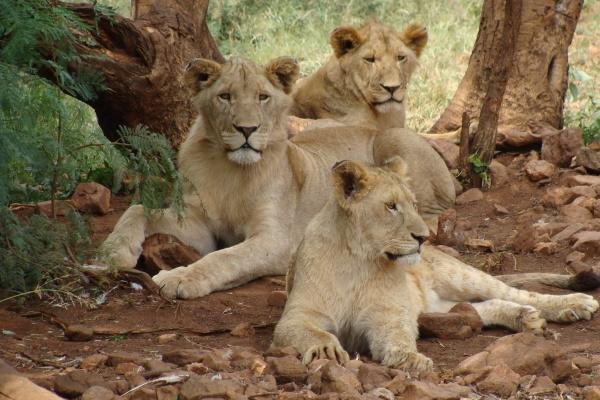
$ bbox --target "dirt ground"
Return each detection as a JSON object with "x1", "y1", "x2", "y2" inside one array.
[{"x1": 2, "y1": 152, "x2": 600, "y2": 396}]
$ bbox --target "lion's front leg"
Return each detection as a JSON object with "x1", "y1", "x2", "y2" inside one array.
[{"x1": 153, "y1": 233, "x2": 291, "y2": 299}]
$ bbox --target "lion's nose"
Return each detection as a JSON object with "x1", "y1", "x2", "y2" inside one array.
[
  {"x1": 234, "y1": 125, "x2": 259, "y2": 139},
  {"x1": 380, "y1": 84, "x2": 400, "y2": 94},
  {"x1": 411, "y1": 233, "x2": 427, "y2": 246}
]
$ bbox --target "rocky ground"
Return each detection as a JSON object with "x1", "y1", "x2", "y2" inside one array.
[{"x1": 3, "y1": 127, "x2": 600, "y2": 399}]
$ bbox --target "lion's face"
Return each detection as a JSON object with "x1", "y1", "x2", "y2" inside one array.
[
  {"x1": 330, "y1": 21, "x2": 427, "y2": 116},
  {"x1": 332, "y1": 158, "x2": 429, "y2": 266},
  {"x1": 184, "y1": 56, "x2": 299, "y2": 165}
]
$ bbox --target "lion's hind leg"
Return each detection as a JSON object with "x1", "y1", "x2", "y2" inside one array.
[{"x1": 471, "y1": 299, "x2": 547, "y2": 335}]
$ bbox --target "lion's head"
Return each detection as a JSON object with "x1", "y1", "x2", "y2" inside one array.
[
  {"x1": 331, "y1": 158, "x2": 429, "y2": 266},
  {"x1": 329, "y1": 20, "x2": 427, "y2": 118},
  {"x1": 184, "y1": 56, "x2": 299, "y2": 165}
]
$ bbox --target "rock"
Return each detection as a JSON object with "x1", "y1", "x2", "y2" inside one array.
[
  {"x1": 573, "y1": 356, "x2": 595, "y2": 372},
  {"x1": 115, "y1": 362, "x2": 143, "y2": 376},
  {"x1": 435, "y1": 245, "x2": 460, "y2": 258},
  {"x1": 566, "y1": 251, "x2": 586, "y2": 264},
  {"x1": 230, "y1": 348, "x2": 263, "y2": 369},
  {"x1": 561, "y1": 203, "x2": 594, "y2": 223},
  {"x1": 357, "y1": 363, "x2": 392, "y2": 391},
  {"x1": 456, "y1": 188, "x2": 483, "y2": 205},
  {"x1": 384, "y1": 374, "x2": 408, "y2": 395},
  {"x1": 464, "y1": 238, "x2": 494, "y2": 252},
  {"x1": 319, "y1": 360, "x2": 362, "y2": 395},
  {"x1": 455, "y1": 333, "x2": 574, "y2": 382},
  {"x1": 267, "y1": 290, "x2": 288, "y2": 307},
  {"x1": 54, "y1": 370, "x2": 107, "y2": 398},
  {"x1": 543, "y1": 187, "x2": 577, "y2": 207},
  {"x1": 493, "y1": 203, "x2": 509, "y2": 214},
  {"x1": 593, "y1": 200, "x2": 600, "y2": 218},
  {"x1": 402, "y1": 381, "x2": 471, "y2": 400},
  {"x1": 527, "y1": 375, "x2": 557, "y2": 395},
  {"x1": 36, "y1": 200, "x2": 74, "y2": 217},
  {"x1": 533, "y1": 241, "x2": 558, "y2": 255},
  {"x1": 264, "y1": 346, "x2": 299, "y2": 358},
  {"x1": 180, "y1": 375, "x2": 245, "y2": 400},
  {"x1": 143, "y1": 359, "x2": 174, "y2": 376},
  {"x1": 577, "y1": 147, "x2": 600, "y2": 172},
  {"x1": 230, "y1": 322, "x2": 255, "y2": 337},
  {"x1": 106, "y1": 351, "x2": 144, "y2": 367},
  {"x1": 185, "y1": 362, "x2": 210, "y2": 375},
  {"x1": 449, "y1": 303, "x2": 483, "y2": 332},
  {"x1": 162, "y1": 349, "x2": 204, "y2": 366},
  {"x1": 542, "y1": 128, "x2": 584, "y2": 167},
  {"x1": 584, "y1": 386, "x2": 600, "y2": 400},
  {"x1": 574, "y1": 196, "x2": 597, "y2": 210},
  {"x1": 552, "y1": 223, "x2": 585, "y2": 242},
  {"x1": 80, "y1": 354, "x2": 108, "y2": 370},
  {"x1": 572, "y1": 231, "x2": 600, "y2": 254},
  {"x1": 490, "y1": 160, "x2": 509, "y2": 188},
  {"x1": 569, "y1": 175, "x2": 600, "y2": 187},
  {"x1": 157, "y1": 333, "x2": 178, "y2": 344},
  {"x1": 81, "y1": 386, "x2": 117, "y2": 400},
  {"x1": 418, "y1": 312, "x2": 474, "y2": 339},
  {"x1": 71, "y1": 182, "x2": 111, "y2": 215},
  {"x1": 201, "y1": 351, "x2": 230, "y2": 371},
  {"x1": 267, "y1": 356, "x2": 308, "y2": 384},
  {"x1": 435, "y1": 209, "x2": 457, "y2": 246},
  {"x1": 475, "y1": 363, "x2": 520, "y2": 397},
  {"x1": 140, "y1": 233, "x2": 202, "y2": 274},
  {"x1": 128, "y1": 387, "x2": 156, "y2": 400},
  {"x1": 156, "y1": 386, "x2": 179, "y2": 400},
  {"x1": 428, "y1": 139, "x2": 459, "y2": 170},
  {"x1": 64, "y1": 324, "x2": 94, "y2": 342},
  {"x1": 525, "y1": 160, "x2": 557, "y2": 181},
  {"x1": 572, "y1": 185, "x2": 598, "y2": 198}
]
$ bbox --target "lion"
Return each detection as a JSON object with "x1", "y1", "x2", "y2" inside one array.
[
  {"x1": 272, "y1": 159, "x2": 599, "y2": 371},
  {"x1": 100, "y1": 56, "x2": 456, "y2": 299},
  {"x1": 290, "y1": 20, "x2": 457, "y2": 140}
]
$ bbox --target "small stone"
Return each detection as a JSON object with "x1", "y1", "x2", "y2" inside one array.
[
  {"x1": 106, "y1": 351, "x2": 144, "y2": 367},
  {"x1": 320, "y1": 360, "x2": 362, "y2": 395},
  {"x1": 71, "y1": 182, "x2": 111, "y2": 215},
  {"x1": 435, "y1": 208, "x2": 458, "y2": 246},
  {"x1": 357, "y1": 363, "x2": 392, "y2": 391},
  {"x1": 403, "y1": 381, "x2": 471, "y2": 400},
  {"x1": 494, "y1": 204, "x2": 509, "y2": 214},
  {"x1": 385, "y1": 373, "x2": 408, "y2": 395},
  {"x1": 428, "y1": 139, "x2": 459, "y2": 170},
  {"x1": 572, "y1": 231, "x2": 600, "y2": 253},
  {"x1": 367, "y1": 387, "x2": 395, "y2": 400},
  {"x1": 267, "y1": 290, "x2": 288, "y2": 307},
  {"x1": 267, "y1": 356, "x2": 308, "y2": 384},
  {"x1": 115, "y1": 362, "x2": 143, "y2": 376},
  {"x1": 552, "y1": 223, "x2": 585, "y2": 242},
  {"x1": 80, "y1": 354, "x2": 108, "y2": 370},
  {"x1": 128, "y1": 387, "x2": 158, "y2": 400},
  {"x1": 566, "y1": 251, "x2": 586, "y2": 264},
  {"x1": 533, "y1": 241, "x2": 558, "y2": 255},
  {"x1": 476, "y1": 363, "x2": 520, "y2": 397},
  {"x1": 584, "y1": 386, "x2": 600, "y2": 400},
  {"x1": 418, "y1": 312, "x2": 474, "y2": 339},
  {"x1": 157, "y1": 333, "x2": 178, "y2": 344},
  {"x1": 449, "y1": 303, "x2": 483, "y2": 332},
  {"x1": 64, "y1": 324, "x2": 94, "y2": 342},
  {"x1": 201, "y1": 351, "x2": 230, "y2": 371},
  {"x1": 54, "y1": 370, "x2": 107, "y2": 398},
  {"x1": 569, "y1": 175, "x2": 600, "y2": 187},
  {"x1": 525, "y1": 160, "x2": 557, "y2": 181},
  {"x1": 465, "y1": 238, "x2": 494, "y2": 252},
  {"x1": 527, "y1": 375, "x2": 556, "y2": 395},
  {"x1": 543, "y1": 187, "x2": 577, "y2": 207},
  {"x1": 571, "y1": 185, "x2": 598, "y2": 198},
  {"x1": 541, "y1": 128, "x2": 583, "y2": 167},
  {"x1": 230, "y1": 322, "x2": 255, "y2": 337},
  {"x1": 456, "y1": 188, "x2": 483, "y2": 205},
  {"x1": 156, "y1": 385, "x2": 179, "y2": 400},
  {"x1": 141, "y1": 234, "x2": 202, "y2": 274},
  {"x1": 576, "y1": 147, "x2": 600, "y2": 172},
  {"x1": 490, "y1": 160, "x2": 509, "y2": 188},
  {"x1": 561, "y1": 203, "x2": 594, "y2": 223},
  {"x1": 143, "y1": 359, "x2": 174, "y2": 376},
  {"x1": 185, "y1": 362, "x2": 210, "y2": 374},
  {"x1": 36, "y1": 200, "x2": 74, "y2": 217},
  {"x1": 264, "y1": 346, "x2": 299, "y2": 358},
  {"x1": 162, "y1": 349, "x2": 204, "y2": 366},
  {"x1": 180, "y1": 375, "x2": 245, "y2": 400},
  {"x1": 81, "y1": 386, "x2": 117, "y2": 400}
]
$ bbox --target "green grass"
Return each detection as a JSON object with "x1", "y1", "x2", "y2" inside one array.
[{"x1": 101, "y1": 0, "x2": 599, "y2": 133}]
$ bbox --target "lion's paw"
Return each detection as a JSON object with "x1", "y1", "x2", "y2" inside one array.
[
  {"x1": 553, "y1": 294, "x2": 599, "y2": 322},
  {"x1": 153, "y1": 267, "x2": 212, "y2": 299},
  {"x1": 519, "y1": 306, "x2": 547, "y2": 335},
  {"x1": 381, "y1": 348, "x2": 433, "y2": 373},
  {"x1": 302, "y1": 342, "x2": 349, "y2": 365}
]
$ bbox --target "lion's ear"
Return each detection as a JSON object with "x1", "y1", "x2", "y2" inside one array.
[
  {"x1": 332, "y1": 160, "x2": 373, "y2": 207},
  {"x1": 265, "y1": 57, "x2": 299, "y2": 94},
  {"x1": 184, "y1": 58, "x2": 222, "y2": 95},
  {"x1": 400, "y1": 23, "x2": 428, "y2": 57},
  {"x1": 383, "y1": 156, "x2": 408, "y2": 178},
  {"x1": 330, "y1": 26, "x2": 364, "y2": 58}
]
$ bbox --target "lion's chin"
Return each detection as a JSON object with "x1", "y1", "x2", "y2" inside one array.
[
  {"x1": 373, "y1": 100, "x2": 403, "y2": 113},
  {"x1": 385, "y1": 252, "x2": 421, "y2": 266},
  {"x1": 227, "y1": 148, "x2": 262, "y2": 165}
]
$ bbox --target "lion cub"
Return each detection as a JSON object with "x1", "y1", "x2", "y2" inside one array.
[{"x1": 272, "y1": 158, "x2": 599, "y2": 371}]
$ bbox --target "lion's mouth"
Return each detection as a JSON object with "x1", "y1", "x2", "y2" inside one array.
[
  {"x1": 231, "y1": 142, "x2": 262, "y2": 153},
  {"x1": 384, "y1": 251, "x2": 421, "y2": 266},
  {"x1": 373, "y1": 98, "x2": 403, "y2": 106}
]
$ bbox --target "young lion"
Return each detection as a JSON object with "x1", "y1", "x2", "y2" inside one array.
[
  {"x1": 272, "y1": 159, "x2": 599, "y2": 371},
  {"x1": 100, "y1": 56, "x2": 456, "y2": 299}
]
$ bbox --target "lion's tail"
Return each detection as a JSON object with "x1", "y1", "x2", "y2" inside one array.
[{"x1": 497, "y1": 270, "x2": 600, "y2": 292}]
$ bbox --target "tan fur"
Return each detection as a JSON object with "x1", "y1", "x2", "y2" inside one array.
[
  {"x1": 100, "y1": 56, "x2": 455, "y2": 299},
  {"x1": 272, "y1": 160, "x2": 599, "y2": 371}
]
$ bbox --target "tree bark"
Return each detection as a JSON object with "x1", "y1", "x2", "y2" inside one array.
[
  {"x1": 53, "y1": 0, "x2": 223, "y2": 147},
  {"x1": 431, "y1": 0, "x2": 582, "y2": 147}
]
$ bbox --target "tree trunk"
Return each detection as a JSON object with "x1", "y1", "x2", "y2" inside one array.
[
  {"x1": 431, "y1": 0, "x2": 582, "y2": 147},
  {"x1": 54, "y1": 0, "x2": 223, "y2": 147}
]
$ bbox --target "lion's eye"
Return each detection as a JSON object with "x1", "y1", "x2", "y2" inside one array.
[
  {"x1": 397, "y1": 54, "x2": 407, "y2": 62},
  {"x1": 386, "y1": 202, "x2": 397, "y2": 212},
  {"x1": 218, "y1": 93, "x2": 231, "y2": 101},
  {"x1": 364, "y1": 57, "x2": 375, "y2": 63},
  {"x1": 259, "y1": 94, "x2": 270, "y2": 101}
]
